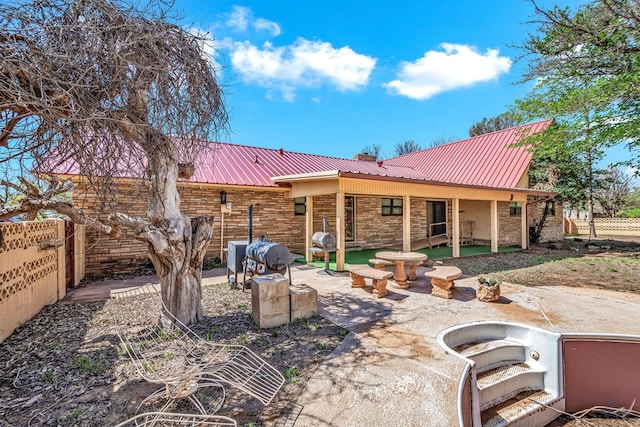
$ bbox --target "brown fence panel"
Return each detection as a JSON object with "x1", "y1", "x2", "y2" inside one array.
[{"x1": 0, "y1": 219, "x2": 66, "y2": 343}]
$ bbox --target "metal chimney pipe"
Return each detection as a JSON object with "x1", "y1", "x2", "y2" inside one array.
[{"x1": 248, "y1": 204, "x2": 253, "y2": 244}]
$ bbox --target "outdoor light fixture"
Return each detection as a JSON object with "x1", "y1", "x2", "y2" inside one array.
[{"x1": 220, "y1": 191, "x2": 227, "y2": 204}]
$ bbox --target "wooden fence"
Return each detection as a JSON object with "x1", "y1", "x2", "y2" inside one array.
[
  {"x1": 0, "y1": 219, "x2": 84, "y2": 343},
  {"x1": 564, "y1": 218, "x2": 640, "y2": 237}
]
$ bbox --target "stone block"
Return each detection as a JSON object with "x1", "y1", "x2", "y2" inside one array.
[
  {"x1": 251, "y1": 273, "x2": 290, "y2": 299},
  {"x1": 251, "y1": 273, "x2": 291, "y2": 328},
  {"x1": 290, "y1": 283, "x2": 318, "y2": 321}
]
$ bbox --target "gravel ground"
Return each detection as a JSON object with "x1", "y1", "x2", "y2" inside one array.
[
  {"x1": 0, "y1": 282, "x2": 346, "y2": 427},
  {"x1": 1, "y1": 236, "x2": 639, "y2": 426}
]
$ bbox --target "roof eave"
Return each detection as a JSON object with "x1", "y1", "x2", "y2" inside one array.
[{"x1": 270, "y1": 170, "x2": 340, "y2": 183}]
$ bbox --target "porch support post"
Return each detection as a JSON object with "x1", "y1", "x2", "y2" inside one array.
[
  {"x1": 305, "y1": 196, "x2": 314, "y2": 263},
  {"x1": 452, "y1": 198, "x2": 460, "y2": 258},
  {"x1": 490, "y1": 200, "x2": 499, "y2": 253},
  {"x1": 521, "y1": 201, "x2": 528, "y2": 249},
  {"x1": 403, "y1": 195, "x2": 411, "y2": 252},
  {"x1": 336, "y1": 192, "x2": 345, "y2": 271}
]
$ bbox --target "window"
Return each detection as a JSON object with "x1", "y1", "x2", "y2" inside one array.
[
  {"x1": 382, "y1": 198, "x2": 403, "y2": 216},
  {"x1": 543, "y1": 201, "x2": 556, "y2": 216},
  {"x1": 294, "y1": 197, "x2": 306, "y2": 216},
  {"x1": 509, "y1": 202, "x2": 522, "y2": 217}
]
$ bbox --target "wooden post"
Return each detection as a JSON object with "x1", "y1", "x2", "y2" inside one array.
[
  {"x1": 336, "y1": 192, "x2": 345, "y2": 271},
  {"x1": 452, "y1": 198, "x2": 460, "y2": 258},
  {"x1": 403, "y1": 195, "x2": 411, "y2": 252},
  {"x1": 305, "y1": 196, "x2": 314, "y2": 263},
  {"x1": 491, "y1": 200, "x2": 499, "y2": 253},
  {"x1": 521, "y1": 201, "x2": 528, "y2": 249}
]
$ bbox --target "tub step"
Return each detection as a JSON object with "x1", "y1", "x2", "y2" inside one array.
[
  {"x1": 482, "y1": 390, "x2": 562, "y2": 427},
  {"x1": 456, "y1": 339, "x2": 525, "y2": 373},
  {"x1": 477, "y1": 363, "x2": 545, "y2": 411}
]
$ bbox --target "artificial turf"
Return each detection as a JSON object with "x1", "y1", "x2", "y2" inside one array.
[{"x1": 298, "y1": 245, "x2": 522, "y2": 271}]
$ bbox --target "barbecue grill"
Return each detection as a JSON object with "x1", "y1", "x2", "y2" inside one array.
[
  {"x1": 309, "y1": 231, "x2": 336, "y2": 272},
  {"x1": 243, "y1": 236, "x2": 294, "y2": 286}
]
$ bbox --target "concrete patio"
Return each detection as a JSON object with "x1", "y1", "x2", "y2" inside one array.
[{"x1": 65, "y1": 263, "x2": 640, "y2": 426}]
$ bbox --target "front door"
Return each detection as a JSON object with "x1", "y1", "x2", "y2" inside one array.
[{"x1": 427, "y1": 201, "x2": 446, "y2": 236}]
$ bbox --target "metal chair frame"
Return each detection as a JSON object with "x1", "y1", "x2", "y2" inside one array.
[
  {"x1": 113, "y1": 411, "x2": 237, "y2": 427},
  {"x1": 110, "y1": 285, "x2": 285, "y2": 417}
]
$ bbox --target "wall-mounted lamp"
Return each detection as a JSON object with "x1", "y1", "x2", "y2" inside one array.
[{"x1": 220, "y1": 190, "x2": 227, "y2": 204}]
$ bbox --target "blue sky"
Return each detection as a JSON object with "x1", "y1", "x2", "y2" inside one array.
[{"x1": 172, "y1": 0, "x2": 628, "y2": 168}]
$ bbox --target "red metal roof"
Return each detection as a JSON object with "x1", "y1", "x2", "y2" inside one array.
[
  {"x1": 192, "y1": 143, "x2": 429, "y2": 187},
  {"x1": 384, "y1": 120, "x2": 553, "y2": 189},
  {"x1": 50, "y1": 120, "x2": 552, "y2": 190}
]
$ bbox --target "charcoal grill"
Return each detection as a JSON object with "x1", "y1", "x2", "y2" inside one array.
[{"x1": 243, "y1": 236, "x2": 294, "y2": 285}]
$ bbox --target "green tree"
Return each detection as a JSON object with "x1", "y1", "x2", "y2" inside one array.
[
  {"x1": 468, "y1": 113, "x2": 520, "y2": 137},
  {"x1": 619, "y1": 187, "x2": 640, "y2": 217},
  {"x1": 595, "y1": 167, "x2": 633, "y2": 217},
  {"x1": 394, "y1": 139, "x2": 421, "y2": 156},
  {"x1": 521, "y1": 0, "x2": 640, "y2": 169},
  {"x1": 513, "y1": 0, "x2": 640, "y2": 239}
]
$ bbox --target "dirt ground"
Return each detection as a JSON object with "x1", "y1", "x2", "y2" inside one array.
[
  {"x1": 0, "y1": 235, "x2": 639, "y2": 426},
  {"x1": 443, "y1": 236, "x2": 640, "y2": 295}
]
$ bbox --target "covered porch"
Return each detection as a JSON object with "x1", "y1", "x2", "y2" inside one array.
[{"x1": 273, "y1": 172, "x2": 539, "y2": 271}]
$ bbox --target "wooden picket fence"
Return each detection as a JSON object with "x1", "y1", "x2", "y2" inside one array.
[
  {"x1": 564, "y1": 218, "x2": 640, "y2": 237},
  {"x1": 0, "y1": 219, "x2": 84, "y2": 343}
]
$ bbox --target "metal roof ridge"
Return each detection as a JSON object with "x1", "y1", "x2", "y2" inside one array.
[{"x1": 383, "y1": 119, "x2": 552, "y2": 162}]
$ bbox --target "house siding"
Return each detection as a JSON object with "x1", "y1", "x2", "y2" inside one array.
[
  {"x1": 528, "y1": 200, "x2": 564, "y2": 242},
  {"x1": 74, "y1": 181, "x2": 562, "y2": 278},
  {"x1": 75, "y1": 183, "x2": 307, "y2": 277}
]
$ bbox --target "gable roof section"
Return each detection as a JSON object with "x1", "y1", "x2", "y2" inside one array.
[
  {"x1": 49, "y1": 120, "x2": 552, "y2": 191},
  {"x1": 191, "y1": 143, "x2": 428, "y2": 187},
  {"x1": 384, "y1": 119, "x2": 553, "y2": 189}
]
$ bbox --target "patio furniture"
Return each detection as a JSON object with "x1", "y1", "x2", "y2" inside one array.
[
  {"x1": 347, "y1": 264, "x2": 393, "y2": 298},
  {"x1": 114, "y1": 412, "x2": 237, "y2": 427},
  {"x1": 424, "y1": 266, "x2": 462, "y2": 299},
  {"x1": 374, "y1": 251, "x2": 428, "y2": 288},
  {"x1": 110, "y1": 285, "x2": 285, "y2": 416},
  {"x1": 368, "y1": 258, "x2": 394, "y2": 270}
]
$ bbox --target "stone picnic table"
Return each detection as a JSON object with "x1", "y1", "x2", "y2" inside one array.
[{"x1": 374, "y1": 251, "x2": 428, "y2": 289}]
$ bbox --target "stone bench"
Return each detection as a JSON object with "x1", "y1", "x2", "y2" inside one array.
[
  {"x1": 369, "y1": 258, "x2": 394, "y2": 270},
  {"x1": 424, "y1": 266, "x2": 463, "y2": 299},
  {"x1": 347, "y1": 264, "x2": 393, "y2": 299},
  {"x1": 369, "y1": 258, "x2": 424, "y2": 280}
]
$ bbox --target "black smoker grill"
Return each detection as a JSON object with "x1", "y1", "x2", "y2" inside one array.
[
  {"x1": 237, "y1": 204, "x2": 295, "y2": 287},
  {"x1": 243, "y1": 236, "x2": 293, "y2": 285}
]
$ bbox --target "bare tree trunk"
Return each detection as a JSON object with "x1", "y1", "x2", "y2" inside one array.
[
  {"x1": 586, "y1": 147, "x2": 598, "y2": 241},
  {"x1": 149, "y1": 216, "x2": 214, "y2": 325}
]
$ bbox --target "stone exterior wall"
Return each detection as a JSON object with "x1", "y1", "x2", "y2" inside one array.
[
  {"x1": 75, "y1": 180, "x2": 564, "y2": 277},
  {"x1": 528, "y1": 199, "x2": 564, "y2": 242},
  {"x1": 75, "y1": 183, "x2": 306, "y2": 277},
  {"x1": 352, "y1": 196, "x2": 403, "y2": 249},
  {"x1": 498, "y1": 201, "x2": 523, "y2": 246},
  {"x1": 411, "y1": 198, "x2": 428, "y2": 242}
]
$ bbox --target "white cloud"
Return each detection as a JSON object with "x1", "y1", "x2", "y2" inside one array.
[
  {"x1": 224, "y1": 6, "x2": 280, "y2": 37},
  {"x1": 254, "y1": 18, "x2": 281, "y2": 37},
  {"x1": 230, "y1": 38, "x2": 377, "y2": 100},
  {"x1": 226, "y1": 6, "x2": 250, "y2": 32},
  {"x1": 384, "y1": 43, "x2": 512, "y2": 100}
]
